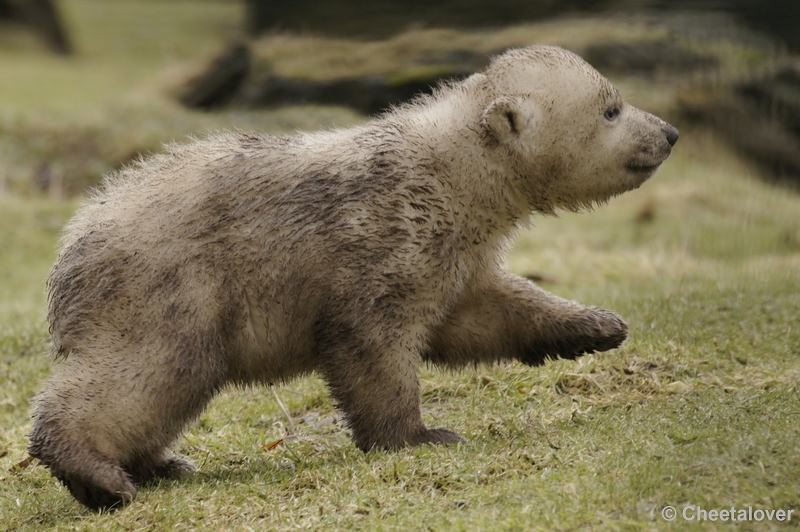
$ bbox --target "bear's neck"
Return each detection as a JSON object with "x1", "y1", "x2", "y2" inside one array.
[{"x1": 382, "y1": 96, "x2": 529, "y2": 240}]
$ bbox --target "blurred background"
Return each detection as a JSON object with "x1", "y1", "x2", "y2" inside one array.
[{"x1": 0, "y1": 0, "x2": 798, "y2": 198}]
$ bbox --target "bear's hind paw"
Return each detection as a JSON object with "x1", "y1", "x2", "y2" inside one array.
[
  {"x1": 59, "y1": 467, "x2": 136, "y2": 511},
  {"x1": 127, "y1": 454, "x2": 197, "y2": 485},
  {"x1": 407, "y1": 427, "x2": 466, "y2": 447}
]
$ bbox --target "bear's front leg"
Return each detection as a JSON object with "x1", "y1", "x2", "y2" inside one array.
[
  {"x1": 316, "y1": 318, "x2": 464, "y2": 451},
  {"x1": 424, "y1": 271, "x2": 628, "y2": 368}
]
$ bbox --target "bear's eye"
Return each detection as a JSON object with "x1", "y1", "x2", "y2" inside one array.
[{"x1": 604, "y1": 107, "x2": 620, "y2": 122}]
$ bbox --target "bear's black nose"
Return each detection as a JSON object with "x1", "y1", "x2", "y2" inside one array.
[{"x1": 664, "y1": 124, "x2": 679, "y2": 147}]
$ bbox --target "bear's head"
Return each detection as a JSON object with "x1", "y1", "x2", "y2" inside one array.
[{"x1": 479, "y1": 45, "x2": 678, "y2": 213}]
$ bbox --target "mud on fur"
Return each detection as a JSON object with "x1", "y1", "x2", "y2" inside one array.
[{"x1": 29, "y1": 45, "x2": 678, "y2": 510}]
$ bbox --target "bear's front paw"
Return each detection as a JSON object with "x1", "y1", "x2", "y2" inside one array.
[
  {"x1": 520, "y1": 307, "x2": 628, "y2": 366},
  {"x1": 579, "y1": 307, "x2": 628, "y2": 354},
  {"x1": 406, "y1": 427, "x2": 466, "y2": 447}
]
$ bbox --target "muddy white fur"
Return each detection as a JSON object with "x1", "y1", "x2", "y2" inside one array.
[{"x1": 29, "y1": 45, "x2": 678, "y2": 509}]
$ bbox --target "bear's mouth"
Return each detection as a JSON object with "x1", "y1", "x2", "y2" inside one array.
[{"x1": 625, "y1": 161, "x2": 662, "y2": 176}]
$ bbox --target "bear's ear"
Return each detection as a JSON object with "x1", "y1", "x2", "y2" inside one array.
[{"x1": 481, "y1": 96, "x2": 532, "y2": 143}]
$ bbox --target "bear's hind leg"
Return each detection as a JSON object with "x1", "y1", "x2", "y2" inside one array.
[
  {"x1": 29, "y1": 403, "x2": 137, "y2": 510},
  {"x1": 30, "y1": 335, "x2": 224, "y2": 509}
]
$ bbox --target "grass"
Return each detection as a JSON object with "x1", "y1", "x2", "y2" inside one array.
[
  {"x1": 0, "y1": 0, "x2": 243, "y2": 113},
  {"x1": 0, "y1": 0, "x2": 362, "y2": 195},
  {"x1": 1, "y1": 1, "x2": 800, "y2": 530}
]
